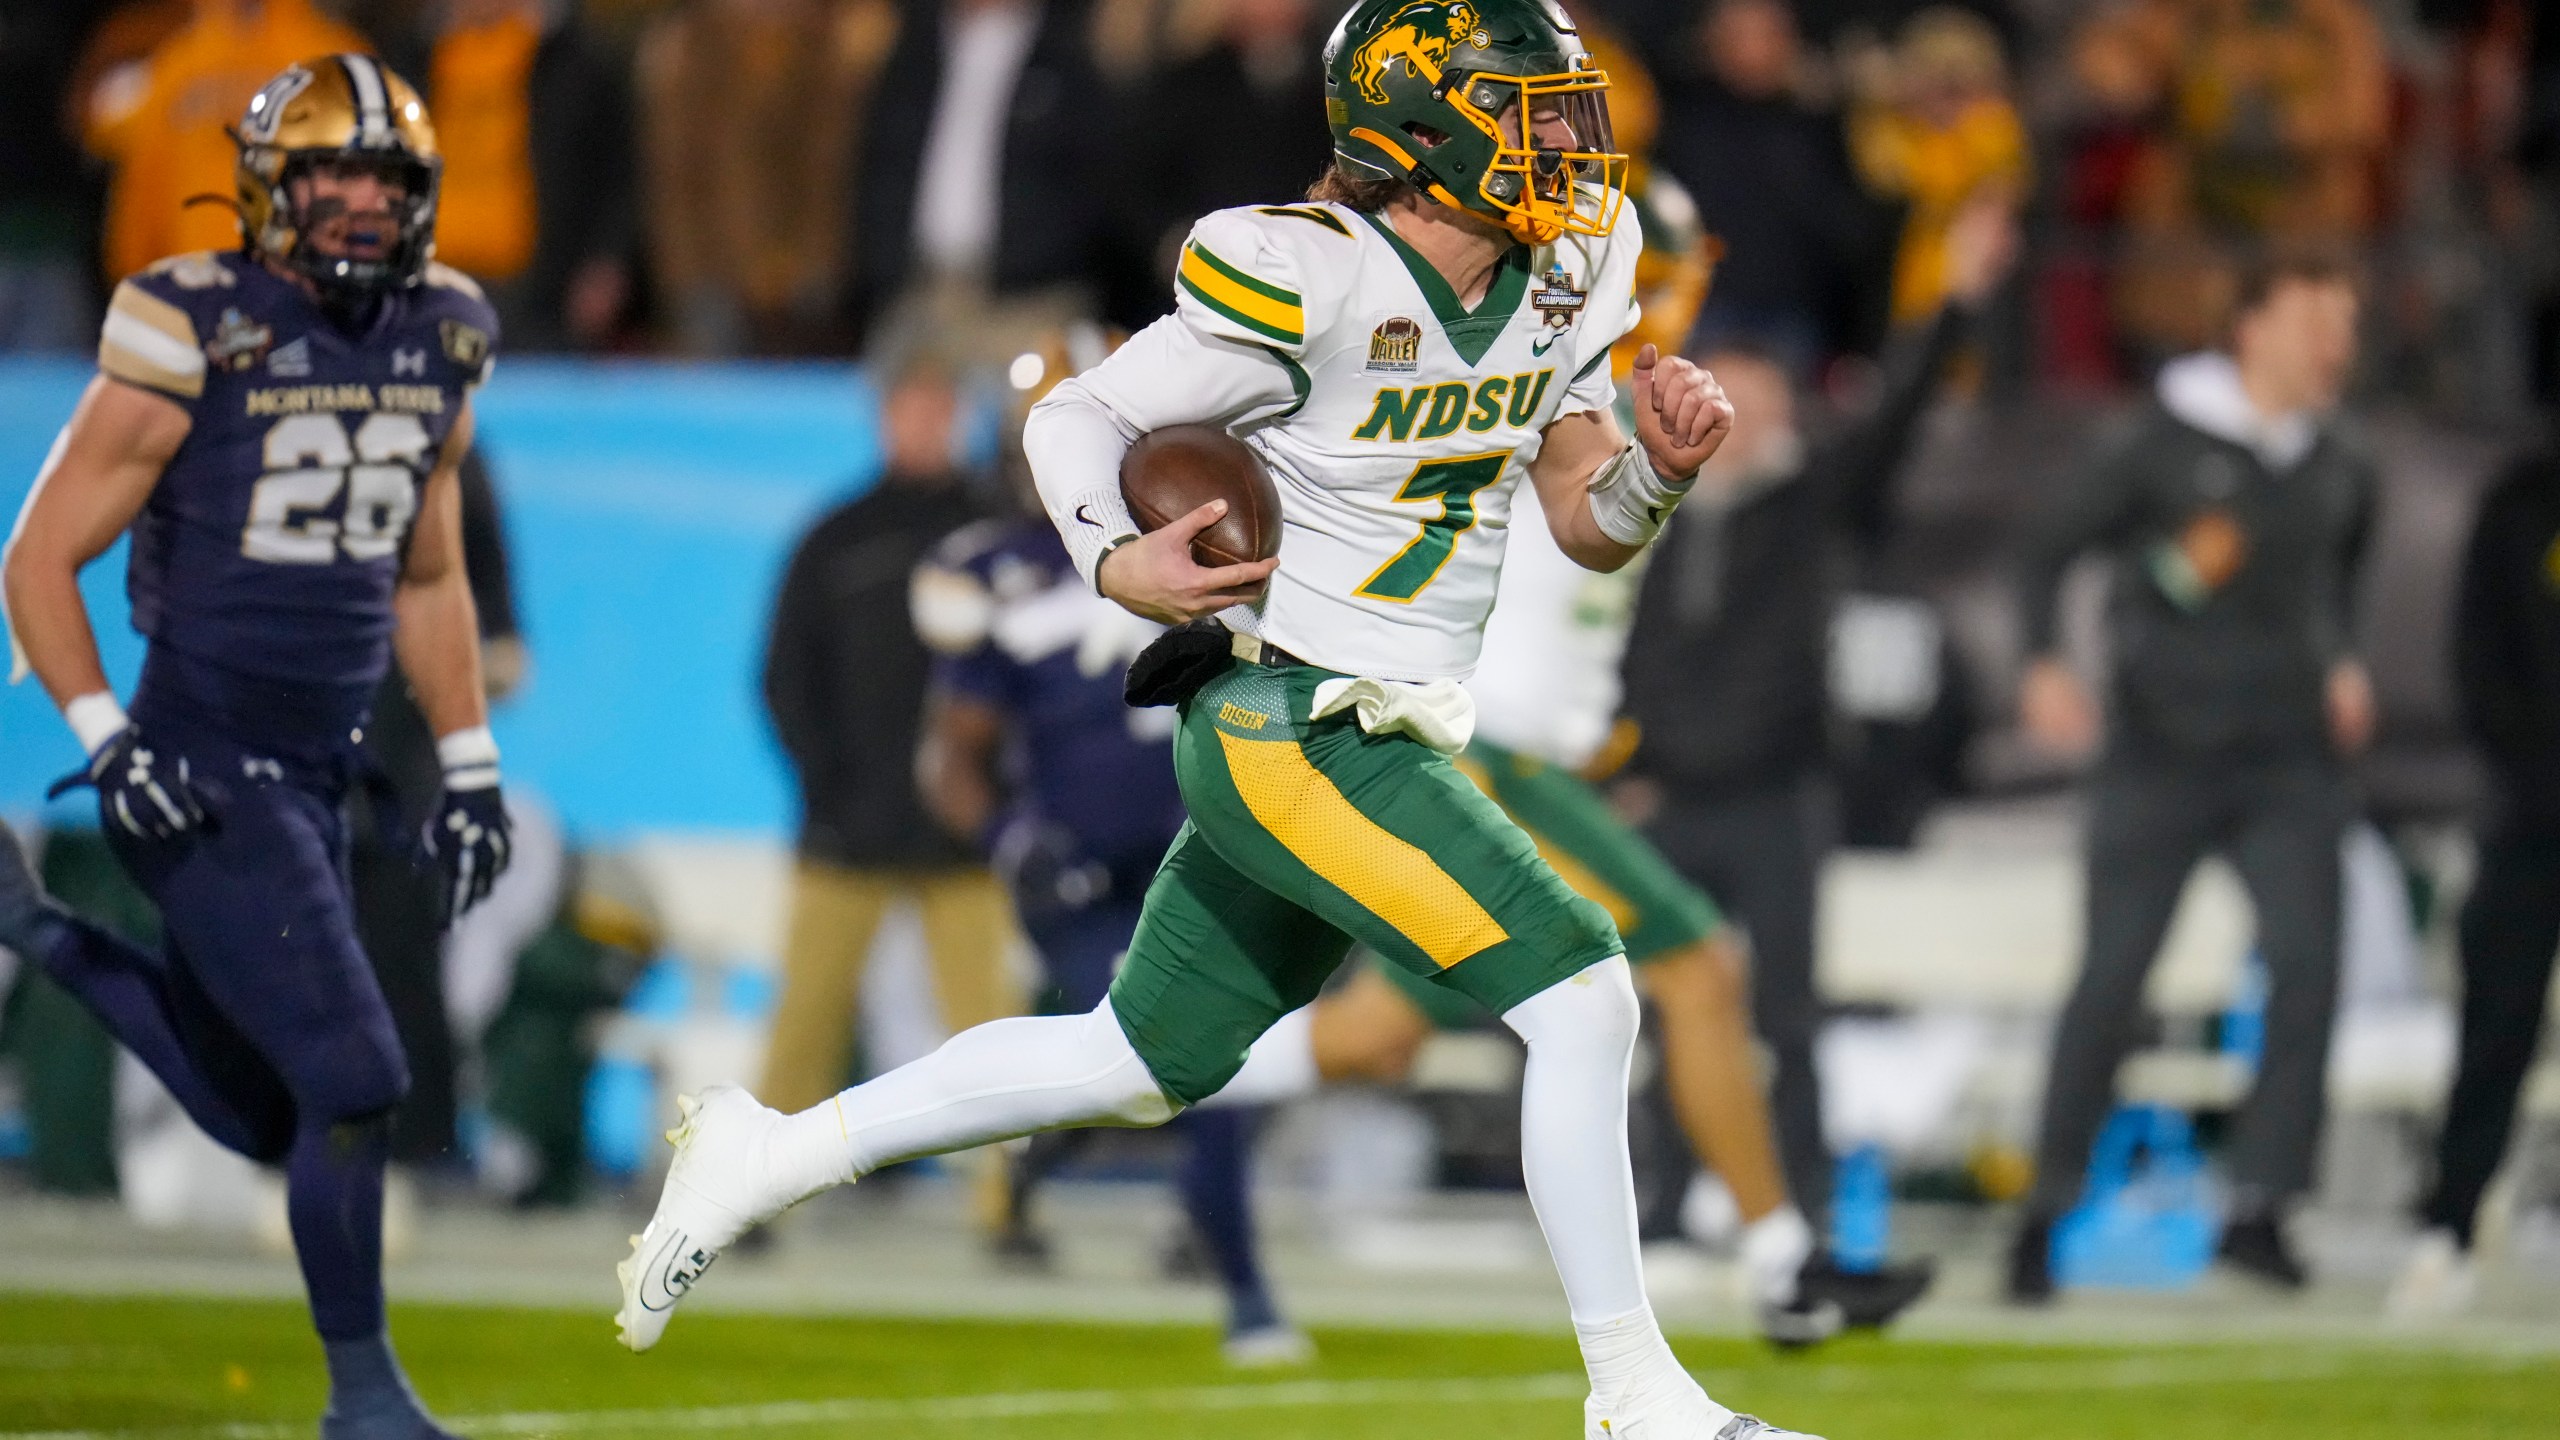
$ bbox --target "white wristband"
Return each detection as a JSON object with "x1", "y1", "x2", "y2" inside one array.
[
  {"x1": 1585, "y1": 443, "x2": 1694, "y2": 547},
  {"x1": 63, "y1": 691, "x2": 130, "y2": 757},
  {"x1": 436, "y1": 725, "x2": 501, "y2": 791},
  {"x1": 1058, "y1": 483, "x2": 1141, "y2": 592}
]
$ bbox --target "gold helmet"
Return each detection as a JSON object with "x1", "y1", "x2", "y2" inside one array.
[{"x1": 233, "y1": 54, "x2": 442, "y2": 299}]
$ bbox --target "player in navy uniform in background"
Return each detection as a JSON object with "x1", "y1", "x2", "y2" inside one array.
[
  {"x1": 912, "y1": 490, "x2": 1309, "y2": 1365},
  {"x1": 0, "y1": 56, "x2": 507, "y2": 1440}
]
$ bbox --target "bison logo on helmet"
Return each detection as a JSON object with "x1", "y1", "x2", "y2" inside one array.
[{"x1": 1350, "y1": 1, "x2": 1482, "y2": 105}]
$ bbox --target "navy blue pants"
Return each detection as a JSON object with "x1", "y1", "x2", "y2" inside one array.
[
  {"x1": 1017, "y1": 862, "x2": 1280, "y2": 1334},
  {"x1": 38, "y1": 649, "x2": 408, "y2": 1340}
]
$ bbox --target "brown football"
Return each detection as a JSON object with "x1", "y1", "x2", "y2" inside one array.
[{"x1": 1119, "y1": 424, "x2": 1281, "y2": 568}]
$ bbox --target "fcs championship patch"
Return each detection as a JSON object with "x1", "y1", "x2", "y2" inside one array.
[
  {"x1": 1367, "y1": 317, "x2": 1422, "y2": 375},
  {"x1": 440, "y1": 318, "x2": 491, "y2": 373},
  {"x1": 204, "y1": 307, "x2": 276, "y2": 372},
  {"x1": 1532, "y1": 264, "x2": 1586, "y2": 329}
]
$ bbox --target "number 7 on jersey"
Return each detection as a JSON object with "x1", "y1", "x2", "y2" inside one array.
[{"x1": 1354, "y1": 449, "x2": 1514, "y2": 603}]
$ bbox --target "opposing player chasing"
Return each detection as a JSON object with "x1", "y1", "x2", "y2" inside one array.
[
  {"x1": 910, "y1": 404, "x2": 1310, "y2": 1364},
  {"x1": 621, "y1": 0, "x2": 1811, "y2": 1431},
  {"x1": 0, "y1": 57, "x2": 506, "y2": 1440}
]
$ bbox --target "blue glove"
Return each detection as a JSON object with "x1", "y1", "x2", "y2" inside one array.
[
  {"x1": 47, "y1": 728, "x2": 221, "y2": 843},
  {"x1": 422, "y1": 783, "x2": 511, "y2": 926}
]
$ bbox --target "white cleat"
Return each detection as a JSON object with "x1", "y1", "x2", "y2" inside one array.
[
  {"x1": 2386, "y1": 1228, "x2": 2478, "y2": 1321},
  {"x1": 1587, "y1": 1389, "x2": 1825, "y2": 1440},
  {"x1": 614, "y1": 1086, "x2": 800, "y2": 1352},
  {"x1": 1221, "y1": 1324, "x2": 1316, "y2": 1369}
]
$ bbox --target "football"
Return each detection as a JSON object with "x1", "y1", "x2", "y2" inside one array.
[{"x1": 1118, "y1": 424, "x2": 1281, "y2": 569}]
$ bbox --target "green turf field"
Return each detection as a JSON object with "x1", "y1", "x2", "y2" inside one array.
[{"x1": 2, "y1": 1296, "x2": 2554, "y2": 1439}]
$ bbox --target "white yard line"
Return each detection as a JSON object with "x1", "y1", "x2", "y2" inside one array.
[
  {"x1": 7, "y1": 1348, "x2": 2553, "y2": 1440},
  {"x1": 0, "y1": 1374, "x2": 1587, "y2": 1440}
]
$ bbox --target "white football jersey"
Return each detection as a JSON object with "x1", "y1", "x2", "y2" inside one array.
[
  {"x1": 1033, "y1": 196, "x2": 1643, "y2": 682},
  {"x1": 1468, "y1": 493, "x2": 1647, "y2": 768}
]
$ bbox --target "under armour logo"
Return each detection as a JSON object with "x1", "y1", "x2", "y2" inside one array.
[{"x1": 392, "y1": 348, "x2": 428, "y2": 377}]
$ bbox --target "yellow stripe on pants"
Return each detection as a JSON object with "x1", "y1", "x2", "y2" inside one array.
[{"x1": 1217, "y1": 730, "x2": 1508, "y2": 968}]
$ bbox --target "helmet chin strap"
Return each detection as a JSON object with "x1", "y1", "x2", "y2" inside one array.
[{"x1": 1504, "y1": 209, "x2": 1563, "y2": 245}]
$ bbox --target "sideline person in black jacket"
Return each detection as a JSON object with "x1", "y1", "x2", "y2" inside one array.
[
  {"x1": 757, "y1": 362, "x2": 1020, "y2": 1169},
  {"x1": 2390, "y1": 448, "x2": 2560, "y2": 1315},
  {"x1": 1616, "y1": 199, "x2": 2016, "y2": 1234},
  {"x1": 846, "y1": 0, "x2": 1111, "y2": 354},
  {"x1": 2007, "y1": 255, "x2": 2377, "y2": 1301}
]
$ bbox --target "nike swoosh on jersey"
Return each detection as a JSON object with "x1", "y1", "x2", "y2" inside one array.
[
  {"x1": 1074, "y1": 504, "x2": 1102, "y2": 527},
  {"x1": 1532, "y1": 334, "x2": 1561, "y2": 356}
]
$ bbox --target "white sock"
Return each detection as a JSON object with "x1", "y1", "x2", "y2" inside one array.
[
  {"x1": 1573, "y1": 1305, "x2": 1723, "y2": 1417},
  {"x1": 1504, "y1": 958, "x2": 1650, "y2": 1323},
  {"x1": 1194, "y1": 1004, "x2": 1318, "y2": 1108},
  {"x1": 766, "y1": 1000, "x2": 1177, "y2": 1193},
  {"x1": 769, "y1": 1100, "x2": 859, "y2": 1202},
  {"x1": 1503, "y1": 958, "x2": 1721, "y2": 1413},
  {"x1": 1739, "y1": 1206, "x2": 1815, "y2": 1307}
]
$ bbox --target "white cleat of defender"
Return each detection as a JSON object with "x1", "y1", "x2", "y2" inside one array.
[
  {"x1": 1586, "y1": 1390, "x2": 1825, "y2": 1440},
  {"x1": 614, "y1": 1086, "x2": 800, "y2": 1352},
  {"x1": 2386, "y1": 1228, "x2": 2478, "y2": 1322}
]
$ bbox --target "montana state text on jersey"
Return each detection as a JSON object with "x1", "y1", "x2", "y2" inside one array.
[{"x1": 98, "y1": 248, "x2": 495, "y2": 694}]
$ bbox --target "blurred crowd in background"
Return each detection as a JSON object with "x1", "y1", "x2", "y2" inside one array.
[{"x1": 0, "y1": 0, "x2": 2550, "y2": 415}]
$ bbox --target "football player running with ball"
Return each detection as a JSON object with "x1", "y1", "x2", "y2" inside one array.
[
  {"x1": 621, "y1": 2, "x2": 1806, "y2": 1433},
  {"x1": 1, "y1": 57, "x2": 506, "y2": 1439}
]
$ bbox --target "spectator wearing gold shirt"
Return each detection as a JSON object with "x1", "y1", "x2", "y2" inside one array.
[
  {"x1": 79, "y1": 0, "x2": 366, "y2": 284},
  {"x1": 388, "y1": 0, "x2": 638, "y2": 350},
  {"x1": 1848, "y1": 6, "x2": 2029, "y2": 328}
]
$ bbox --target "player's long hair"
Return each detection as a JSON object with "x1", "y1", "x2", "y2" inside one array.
[{"x1": 1307, "y1": 163, "x2": 1416, "y2": 213}]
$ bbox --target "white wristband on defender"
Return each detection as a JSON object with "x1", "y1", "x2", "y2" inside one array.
[
  {"x1": 1585, "y1": 443, "x2": 1694, "y2": 547},
  {"x1": 1058, "y1": 483, "x2": 1141, "y2": 592},
  {"x1": 63, "y1": 691, "x2": 129, "y2": 757},
  {"x1": 436, "y1": 725, "x2": 502, "y2": 791}
]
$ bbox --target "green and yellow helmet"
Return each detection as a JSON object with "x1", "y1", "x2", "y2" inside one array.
[{"x1": 1322, "y1": 0, "x2": 1627, "y2": 245}]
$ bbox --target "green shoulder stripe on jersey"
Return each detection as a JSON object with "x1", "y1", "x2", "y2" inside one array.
[
  {"x1": 1356, "y1": 210, "x2": 1530, "y2": 368},
  {"x1": 1256, "y1": 205, "x2": 1353, "y2": 237},
  {"x1": 1259, "y1": 344, "x2": 1312, "y2": 418},
  {"x1": 1573, "y1": 347, "x2": 1612, "y2": 384},
  {"x1": 1179, "y1": 242, "x2": 1304, "y2": 345}
]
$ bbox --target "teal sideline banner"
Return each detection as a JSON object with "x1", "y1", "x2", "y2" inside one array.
[{"x1": 0, "y1": 359, "x2": 886, "y2": 838}]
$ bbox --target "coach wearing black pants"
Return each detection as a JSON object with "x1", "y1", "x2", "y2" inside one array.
[
  {"x1": 2007, "y1": 257, "x2": 2377, "y2": 1301},
  {"x1": 2391, "y1": 450, "x2": 2560, "y2": 1315},
  {"x1": 1618, "y1": 203, "x2": 2016, "y2": 1239}
]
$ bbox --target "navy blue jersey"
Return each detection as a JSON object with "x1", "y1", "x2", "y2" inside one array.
[
  {"x1": 96, "y1": 250, "x2": 497, "y2": 692},
  {"x1": 916, "y1": 518, "x2": 1186, "y2": 869}
]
